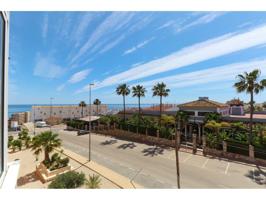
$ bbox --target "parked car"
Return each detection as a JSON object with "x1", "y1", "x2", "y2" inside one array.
[{"x1": 35, "y1": 121, "x2": 49, "y2": 128}]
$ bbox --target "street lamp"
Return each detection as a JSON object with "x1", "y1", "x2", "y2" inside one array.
[
  {"x1": 89, "y1": 83, "x2": 94, "y2": 162},
  {"x1": 50, "y1": 97, "x2": 54, "y2": 131}
]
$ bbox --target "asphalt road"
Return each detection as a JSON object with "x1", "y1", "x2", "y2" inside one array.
[{"x1": 25, "y1": 125, "x2": 266, "y2": 188}]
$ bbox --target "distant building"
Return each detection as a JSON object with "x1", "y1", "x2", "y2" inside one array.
[
  {"x1": 226, "y1": 98, "x2": 245, "y2": 116},
  {"x1": 31, "y1": 105, "x2": 108, "y2": 122},
  {"x1": 9, "y1": 111, "x2": 31, "y2": 125}
]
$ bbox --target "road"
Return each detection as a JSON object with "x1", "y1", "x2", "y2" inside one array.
[{"x1": 27, "y1": 125, "x2": 266, "y2": 188}]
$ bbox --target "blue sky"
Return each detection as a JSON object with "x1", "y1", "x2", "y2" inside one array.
[{"x1": 9, "y1": 12, "x2": 266, "y2": 105}]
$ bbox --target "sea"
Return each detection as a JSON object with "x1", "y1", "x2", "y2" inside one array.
[{"x1": 8, "y1": 104, "x2": 154, "y2": 118}]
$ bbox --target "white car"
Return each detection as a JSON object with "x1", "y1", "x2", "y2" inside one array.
[{"x1": 35, "y1": 121, "x2": 49, "y2": 128}]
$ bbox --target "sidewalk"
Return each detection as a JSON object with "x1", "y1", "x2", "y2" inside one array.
[{"x1": 58, "y1": 147, "x2": 142, "y2": 189}]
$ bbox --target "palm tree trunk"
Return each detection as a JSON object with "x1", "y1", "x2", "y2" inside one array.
[
  {"x1": 81, "y1": 106, "x2": 83, "y2": 118},
  {"x1": 138, "y1": 97, "x2": 141, "y2": 127},
  {"x1": 44, "y1": 150, "x2": 50, "y2": 163},
  {"x1": 123, "y1": 95, "x2": 126, "y2": 122},
  {"x1": 97, "y1": 105, "x2": 99, "y2": 115},
  {"x1": 159, "y1": 96, "x2": 162, "y2": 127},
  {"x1": 249, "y1": 91, "x2": 254, "y2": 145}
]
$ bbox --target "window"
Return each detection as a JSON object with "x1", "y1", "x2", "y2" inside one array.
[{"x1": 0, "y1": 13, "x2": 4, "y2": 177}]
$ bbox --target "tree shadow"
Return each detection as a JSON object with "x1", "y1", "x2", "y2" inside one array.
[
  {"x1": 245, "y1": 166, "x2": 266, "y2": 185},
  {"x1": 142, "y1": 146, "x2": 165, "y2": 157},
  {"x1": 17, "y1": 171, "x2": 39, "y2": 187},
  {"x1": 117, "y1": 142, "x2": 136, "y2": 149},
  {"x1": 100, "y1": 139, "x2": 117, "y2": 145}
]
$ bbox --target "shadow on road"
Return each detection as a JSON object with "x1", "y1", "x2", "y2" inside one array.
[
  {"x1": 245, "y1": 166, "x2": 266, "y2": 185},
  {"x1": 142, "y1": 146, "x2": 165, "y2": 157},
  {"x1": 100, "y1": 139, "x2": 117, "y2": 145},
  {"x1": 117, "y1": 142, "x2": 137, "y2": 149}
]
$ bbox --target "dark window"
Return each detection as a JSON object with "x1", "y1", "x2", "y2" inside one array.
[
  {"x1": 0, "y1": 13, "x2": 4, "y2": 176},
  {"x1": 198, "y1": 112, "x2": 211, "y2": 116}
]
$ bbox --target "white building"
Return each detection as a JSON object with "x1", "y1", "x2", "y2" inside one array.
[
  {"x1": 31, "y1": 104, "x2": 108, "y2": 121},
  {"x1": 0, "y1": 11, "x2": 20, "y2": 189}
]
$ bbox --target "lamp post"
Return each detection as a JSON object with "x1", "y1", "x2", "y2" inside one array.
[
  {"x1": 89, "y1": 83, "x2": 94, "y2": 162},
  {"x1": 50, "y1": 97, "x2": 54, "y2": 131}
]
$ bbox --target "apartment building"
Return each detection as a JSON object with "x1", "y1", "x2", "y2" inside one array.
[
  {"x1": 31, "y1": 105, "x2": 108, "y2": 121},
  {"x1": 9, "y1": 111, "x2": 31, "y2": 125}
]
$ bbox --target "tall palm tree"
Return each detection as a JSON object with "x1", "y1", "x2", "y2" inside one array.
[
  {"x1": 31, "y1": 131, "x2": 61, "y2": 163},
  {"x1": 176, "y1": 111, "x2": 189, "y2": 139},
  {"x1": 152, "y1": 82, "x2": 170, "y2": 126},
  {"x1": 234, "y1": 69, "x2": 266, "y2": 144},
  {"x1": 132, "y1": 85, "x2": 147, "y2": 125},
  {"x1": 93, "y1": 99, "x2": 101, "y2": 115},
  {"x1": 79, "y1": 101, "x2": 87, "y2": 118},
  {"x1": 116, "y1": 84, "x2": 130, "y2": 122}
]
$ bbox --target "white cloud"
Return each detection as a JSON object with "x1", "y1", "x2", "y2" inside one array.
[
  {"x1": 68, "y1": 69, "x2": 91, "y2": 83},
  {"x1": 33, "y1": 54, "x2": 65, "y2": 79},
  {"x1": 176, "y1": 12, "x2": 225, "y2": 33},
  {"x1": 56, "y1": 84, "x2": 66, "y2": 92},
  {"x1": 156, "y1": 20, "x2": 175, "y2": 30},
  {"x1": 70, "y1": 12, "x2": 136, "y2": 64},
  {"x1": 42, "y1": 14, "x2": 49, "y2": 39},
  {"x1": 137, "y1": 59, "x2": 266, "y2": 89},
  {"x1": 82, "y1": 24, "x2": 266, "y2": 91},
  {"x1": 99, "y1": 35, "x2": 125, "y2": 54},
  {"x1": 123, "y1": 37, "x2": 155, "y2": 55}
]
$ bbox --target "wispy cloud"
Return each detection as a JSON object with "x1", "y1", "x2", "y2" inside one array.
[
  {"x1": 56, "y1": 84, "x2": 66, "y2": 92},
  {"x1": 79, "y1": 24, "x2": 266, "y2": 92},
  {"x1": 68, "y1": 69, "x2": 91, "y2": 83},
  {"x1": 137, "y1": 59, "x2": 266, "y2": 89},
  {"x1": 42, "y1": 14, "x2": 49, "y2": 39},
  {"x1": 33, "y1": 53, "x2": 65, "y2": 79},
  {"x1": 176, "y1": 12, "x2": 225, "y2": 33},
  {"x1": 123, "y1": 37, "x2": 155, "y2": 55}
]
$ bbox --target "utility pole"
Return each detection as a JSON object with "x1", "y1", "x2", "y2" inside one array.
[
  {"x1": 89, "y1": 83, "x2": 94, "y2": 162},
  {"x1": 175, "y1": 128, "x2": 181, "y2": 189},
  {"x1": 50, "y1": 97, "x2": 54, "y2": 131}
]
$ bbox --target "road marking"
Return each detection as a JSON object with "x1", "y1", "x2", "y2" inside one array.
[
  {"x1": 201, "y1": 158, "x2": 209, "y2": 168},
  {"x1": 182, "y1": 154, "x2": 192, "y2": 163},
  {"x1": 225, "y1": 162, "x2": 230, "y2": 174}
]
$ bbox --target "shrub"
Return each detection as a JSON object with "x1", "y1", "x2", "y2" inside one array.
[
  {"x1": 48, "y1": 171, "x2": 86, "y2": 189},
  {"x1": 11, "y1": 139, "x2": 22, "y2": 152},
  {"x1": 45, "y1": 153, "x2": 70, "y2": 171},
  {"x1": 8, "y1": 135, "x2": 14, "y2": 148},
  {"x1": 86, "y1": 174, "x2": 101, "y2": 189}
]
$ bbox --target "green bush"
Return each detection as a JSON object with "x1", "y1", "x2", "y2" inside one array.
[
  {"x1": 11, "y1": 139, "x2": 22, "y2": 152},
  {"x1": 48, "y1": 171, "x2": 86, "y2": 189},
  {"x1": 8, "y1": 135, "x2": 14, "y2": 148},
  {"x1": 86, "y1": 174, "x2": 101, "y2": 189},
  {"x1": 45, "y1": 153, "x2": 70, "y2": 171}
]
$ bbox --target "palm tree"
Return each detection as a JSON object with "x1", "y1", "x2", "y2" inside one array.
[
  {"x1": 93, "y1": 99, "x2": 101, "y2": 115},
  {"x1": 152, "y1": 82, "x2": 170, "y2": 126},
  {"x1": 234, "y1": 69, "x2": 266, "y2": 144},
  {"x1": 176, "y1": 111, "x2": 189, "y2": 139},
  {"x1": 132, "y1": 85, "x2": 147, "y2": 125},
  {"x1": 31, "y1": 131, "x2": 61, "y2": 163},
  {"x1": 79, "y1": 101, "x2": 87, "y2": 118},
  {"x1": 263, "y1": 101, "x2": 266, "y2": 110},
  {"x1": 116, "y1": 84, "x2": 130, "y2": 122},
  {"x1": 86, "y1": 174, "x2": 101, "y2": 189}
]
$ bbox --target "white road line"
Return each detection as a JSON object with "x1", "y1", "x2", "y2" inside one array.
[
  {"x1": 201, "y1": 158, "x2": 209, "y2": 168},
  {"x1": 182, "y1": 154, "x2": 192, "y2": 163},
  {"x1": 225, "y1": 162, "x2": 230, "y2": 174}
]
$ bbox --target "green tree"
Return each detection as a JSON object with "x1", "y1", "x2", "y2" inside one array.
[
  {"x1": 204, "y1": 112, "x2": 221, "y2": 123},
  {"x1": 132, "y1": 85, "x2": 147, "y2": 125},
  {"x1": 86, "y1": 174, "x2": 101, "y2": 189},
  {"x1": 31, "y1": 131, "x2": 61, "y2": 163},
  {"x1": 116, "y1": 84, "x2": 130, "y2": 122},
  {"x1": 263, "y1": 101, "x2": 266, "y2": 110},
  {"x1": 152, "y1": 82, "x2": 170, "y2": 126},
  {"x1": 93, "y1": 99, "x2": 101, "y2": 115},
  {"x1": 79, "y1": 101, "x2": 87, "y2": 118},
  {"x1": 234, "y1": 69, "x2": 266, "y2": 144}
]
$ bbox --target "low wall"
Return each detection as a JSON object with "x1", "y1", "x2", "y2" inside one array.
[
  {"x1": 95, "y1": 128, "x2": 175, "y2": 147},
  {"x1": 204, "y1": 147, "x2": 266, "y2": 167}
]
